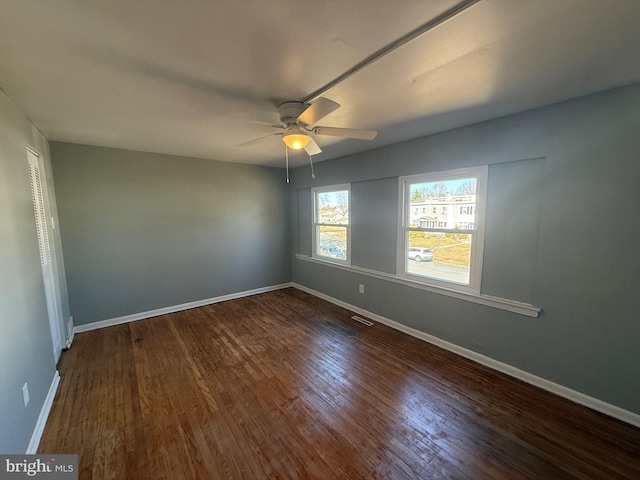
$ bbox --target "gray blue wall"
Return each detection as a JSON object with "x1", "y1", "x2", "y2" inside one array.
[
  {"x1": 50, "y1": 143, "x2": 291, "y2": 326},
  {"x1": 290, "y1": 84, "x2": 640, "y2": 415},
  {"x1": 0, "y1": 91, "x2": 62, "y2": 452}
]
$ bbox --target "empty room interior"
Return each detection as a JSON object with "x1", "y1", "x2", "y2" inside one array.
[{"x1": 2, "y1": 1, "x2": 640, "y2": 478}]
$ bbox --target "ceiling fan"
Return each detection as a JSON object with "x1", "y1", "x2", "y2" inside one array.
[
  {"x1": 237, "y1": 97, "x2": 378, "y2": 181},
  {"x1": 238, "y1": 97, "x2": 377, "y2": 152},
  {"x1": 236, "y1": 0, "x2": 479, "y2": 181}
]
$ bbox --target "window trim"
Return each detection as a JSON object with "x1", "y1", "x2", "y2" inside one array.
[
  {"x1": 295, "y1": 253, "x2": 540, "y2": 317},
  {"x1": 312, "y1": 184, "x2": 351, "y2": 265},
  {"x1": 397, "y1": 166, "x2": 488, "y2": 294}
]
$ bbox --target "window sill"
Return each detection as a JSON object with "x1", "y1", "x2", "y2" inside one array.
[{"x1": 294, "y1": 254, "x2": 541, "y2": 318}]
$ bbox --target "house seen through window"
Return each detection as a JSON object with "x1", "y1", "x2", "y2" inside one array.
[
  {"x1": 313, "y1": 185, "x2": 350, "y2": 263},
  {"x1": 400, "y1": 166, "x2": 487, "y2": 292}
]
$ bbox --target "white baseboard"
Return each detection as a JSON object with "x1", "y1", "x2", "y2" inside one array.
[
  {"x1": 292, "y1": 283, "x2": 640, "y2": 429},
  {"x1": 26, "y1": 370, "x2": 60, "y2": 454},
  {"x1": 74, "y1": 283, "x2": 293, "y2": 334}
]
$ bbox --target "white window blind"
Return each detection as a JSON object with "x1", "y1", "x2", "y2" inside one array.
[{"x1": 27, "y1": 150, "x2": 51, "y2": 267}]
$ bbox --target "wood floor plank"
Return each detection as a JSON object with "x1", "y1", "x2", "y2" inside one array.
[{"x1": 39, "y1": 288, "x2": 640, "y2": 479}]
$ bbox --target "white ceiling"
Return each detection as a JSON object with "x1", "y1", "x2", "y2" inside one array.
[{"x1": 1, "y1": 0, "x2": 639, "y2": 168}]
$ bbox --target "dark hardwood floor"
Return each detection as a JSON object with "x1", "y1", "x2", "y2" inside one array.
[{"x1": 39, "y1": 288, "x2": 640, "y2": 479}]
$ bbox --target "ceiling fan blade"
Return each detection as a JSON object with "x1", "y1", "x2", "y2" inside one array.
[
  {"x1": 298, "y1": 97, "x2": 340, "y2": 125},
  {"x1": 304, "y1": 137, "x2": 322, "y2": 156},
  {"x1": 237, "y1": 132, "x2": 282, "y2": 147},
  {"x1": 312, "y1": 126, "x2": 378, "y2": 140},
  {"x1": 229, "y1": 115, "x2": 281, "y2": 128}
]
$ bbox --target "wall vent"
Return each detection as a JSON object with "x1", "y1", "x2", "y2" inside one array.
[{"x1": 351, "y1": 315, "x2": 374, "y2": 326}]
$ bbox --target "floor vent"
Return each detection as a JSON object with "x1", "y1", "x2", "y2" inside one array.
[{"x1": 351, "y1": 315, "x2": 374, "y2": 326}]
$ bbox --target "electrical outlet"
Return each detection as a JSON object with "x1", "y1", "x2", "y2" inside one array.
[
  {"x1": 358, "y1": 284, "x2": 365, "y2": 294},
  {"x1": 22, "y1": 382, "x2": 29, "y2": 407}
]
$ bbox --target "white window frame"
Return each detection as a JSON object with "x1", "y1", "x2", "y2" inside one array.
[
  {"x1": 397, "y1": 166, "x2": 488, "y2": 294},
  {"x1": 312, "y1": 184, "x2": 351, "y2": 264}
]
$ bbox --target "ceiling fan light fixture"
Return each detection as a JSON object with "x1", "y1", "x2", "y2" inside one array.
[{"x1": 282, "y1": 133, "x2": 310, "y2": 150}]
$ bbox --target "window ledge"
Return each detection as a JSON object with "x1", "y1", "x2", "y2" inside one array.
[{"x1": 294, "y1": 254, "x2": 541, "y2": 318}]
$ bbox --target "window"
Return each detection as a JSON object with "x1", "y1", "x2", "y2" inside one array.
[
  {"x1": 460, "y1": 205, "x2": 474, "y2": 215},
  {"x1": 312, "y1": 184, "x2": 350, "y2": 263},
  {"x1": 399, "y1": 166, "x2": 487, "y2": 292}
]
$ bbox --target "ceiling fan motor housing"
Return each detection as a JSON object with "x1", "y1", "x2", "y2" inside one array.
[{"x1": 278, "y1": 101, "x2": 306, "y2": 126}]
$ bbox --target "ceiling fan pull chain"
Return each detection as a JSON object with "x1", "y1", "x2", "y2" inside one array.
[
  {"x1": 308, "y1": 151, "x2": 316, "y2": 179},
  {"x1": 285, "y1": 145, "x2": 290, "y2": 183}
]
